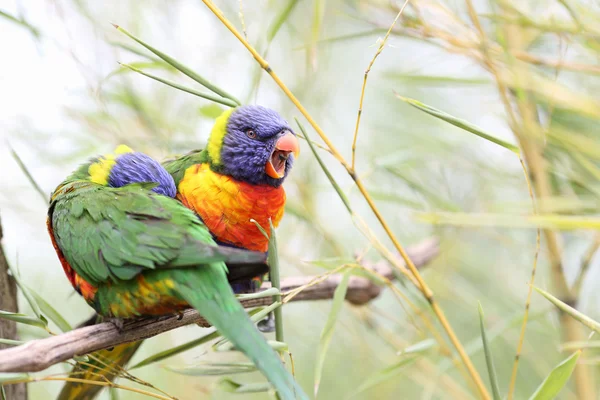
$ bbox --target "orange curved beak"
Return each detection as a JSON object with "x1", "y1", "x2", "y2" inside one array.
[{"x1": 265, "y1": 132, "x2": 300, "y2": 179}]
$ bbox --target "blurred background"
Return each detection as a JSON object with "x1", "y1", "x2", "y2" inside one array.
[{"x1": 2, "y1": 0, "x2": 600, "y2": 399}]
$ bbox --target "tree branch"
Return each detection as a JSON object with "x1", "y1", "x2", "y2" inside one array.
[
  {"x1": 0, "y1": 238, "x2": 438, "y2": 374},
  {"x1": 0, "y1": 215, "x2": 28, "y2": 399}
]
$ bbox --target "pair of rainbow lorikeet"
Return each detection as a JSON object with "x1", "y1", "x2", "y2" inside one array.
[{"x1": 46, "y1": 106, "x2": 308, "y2": 400}]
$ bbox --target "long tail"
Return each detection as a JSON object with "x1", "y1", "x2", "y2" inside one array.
[
  {"x1": 174, "y1": 271, "x2": 308, "y2": 400},
  {"x1": 57, "y1": 341, "x2": 142, "y2": 400}
]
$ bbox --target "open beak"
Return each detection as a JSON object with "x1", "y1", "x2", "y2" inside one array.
[{"x1": 265, "y1": 131, "x2": 299, "y2": 179}]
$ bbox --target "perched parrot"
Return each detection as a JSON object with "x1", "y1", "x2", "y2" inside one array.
[
  {"x1": 48, "y1": 145, "x2": 307, "y2": 400},
  {"x1": 58, "y1": 105, "x2": 300, "y2": 399}
]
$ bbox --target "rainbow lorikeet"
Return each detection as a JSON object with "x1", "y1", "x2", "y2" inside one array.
[
  {"x1": 47, "y1": 146, "x2": 307, "y2": 400},
  {"x1": 58, "y1": 105, "x2": 300, "y2": 400}
]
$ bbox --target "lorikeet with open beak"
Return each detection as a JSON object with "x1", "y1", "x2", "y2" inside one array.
[{"x1": 48, "y1": 146, "x2": 307, "y2": 400}]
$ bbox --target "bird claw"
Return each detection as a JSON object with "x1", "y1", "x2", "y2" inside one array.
[
  {"x1": 257, "y1": 312, "x2": 276, "y2": 333},
  {"x1": 177, "y1": 311, "x2": 184, "y2": 321},
  {"x1": 108, "y1": 318, "x2": 125, "y2": 332}
]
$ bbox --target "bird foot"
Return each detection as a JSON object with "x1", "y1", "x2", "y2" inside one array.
[
  {"x1": 257, "y1": 312, "x2": 276, "y2": 333},
  {"x1": 107, "y1": 317, "x2": 125, "y2": 333}
]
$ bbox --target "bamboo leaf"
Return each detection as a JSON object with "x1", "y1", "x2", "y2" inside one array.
[
  {"x1": 267, "y1": 0, "x2": 299, "y2": 41},
  {"x1": 528, "y1": 351, "x2": 581, "y2": 400},
  {"x1": 114, "y1": 25, "x2": 241, "y2": 105},
  {"x1": 30, "y1": 291, "x2": 72, "y2": 332},
  {"x1": 418, "y1": 211, "x2": 600, "y2": 231},
  {"x1": 166, "y1": 362, "x2": 257, "y2": 376},
  {"x1": 119, "y1": 63, "x2": 238, "y2": 108},
  {"x1": 395, "y1": 94, "x2": 520, "y2": 154},
  {"x1": 218, "y1": 378, "x2": 272, "y2": 393},
  {"x1": 350, "y1": 356, "x2": 418, "y2": 397},
  {"x1": 534, "y1": 286, "x2": 600, "y2": 333},
  {"x1": 314, "y1": 269, "x2": 351, "y2": 396},
  {"x1": 478, "y1": 303, "x2": 502, "y2": 400},
  {"x1": 0, "y1": 338, "x2": 24, "y2": 346},
  {"x1": 396, "y1": 338, "x2": 436, "y2": 356},
  {"x1": 236, "y1": 287, "x2": 280, "y2": 300},
  {"x1": 0, "y1": 310, "x2": 46, "y2": 329},
  {"x1": 0, "y1": 373, "x2": 29, "y2": 384},
  {"x1": 296, "y1": 119, "x2": 353, "y2": 212}
]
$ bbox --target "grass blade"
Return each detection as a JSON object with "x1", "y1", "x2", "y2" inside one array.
[
  {"x1": 478, "y1": 302, "x2": 502, "y2": 400},
  {"x1": 8, "y1": 144, "x2": 46, "y2": 203},
  {"x1": 114, "y1": 24, "x2": 241, "y2": 105},
  {"x1": 166, "y1": 362, "x2": 257, "y2": 376},
  {"x1": 0, "y1": 373, "x2": 29, "y2": 384},
  {"x1": 296, "y1": 119, "x2": 352, "y2": 212},
  {"x1": 351, "y1": 356, "x2": 418, "y2": 398},
  {"x1": 0, "y1": 338, "x2": 24, "y2": 346},
  {"x1": 395, "y1": 94, "x2": 520, "y2": 154},
  {"x1": 30, "y1": 291, "x2": 72, "y2": 332},
  {"x1": 314, "y1": 269, "x2": 351, "y2": 397},
  {"x1": 533, "y1": 286, "x2": 600, "y2": 333},
  {"x1": 118, "y1": 63, "x2": 238, "y2": 108},
  {"x1": 267, "y1": 219, "x2": 284, "y2": 343},
  {"x1": 218, "y1": 378, "x2": 272, "y2": 393},
  {"x1": 267, "y1": 0, "x2": 299, "y2": 41},
  {"x1": 528, "y1": 351, "x2": 581, "y2": 400},
  {"x1": 0, "y1": 310, "x2": 46, "y2": 329}
]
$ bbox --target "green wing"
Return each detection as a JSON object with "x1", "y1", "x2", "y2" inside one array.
[
  {"x1": 49, "y1": 180, "x2": 266, "y2": 287},
  {"x1": 162, "y1": 149, "x2": 208, "y2": 187}
]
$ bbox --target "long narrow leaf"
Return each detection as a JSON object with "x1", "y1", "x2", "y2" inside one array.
[
  {"x1": 0, "y1": 338, "x2": 24, "y2": 346},
  {"x1": 314, "y1": 269, "x2": 351, "y2": 396},
  {"x1": 119, "y1": 63, "x2": 238, "y2": 108},
  {"x1": 528, "y1": 351, "x2": 581, "y2": 400},
  {"x1": 351, "y1": 356, "x2": 418, "y2": 397},
  {"x1": 296, "y1": 119, "x2": 353, "y2": 212},
  {"x1": 0, "y1": 310, "x2": 46, "y2": 329},
  {"x1": 0, "y1": 373, "x2": 29, "y2": 384},
  {"x1": 114, "y1": 25, "x2": 241, "y2": 105},
  {"x1": 166, "y1": 362, "x2": 257, "y2": 376},
  {"x1": 478, "y1": 303, "x2": 502, "y2": 400},
  {"x1": 534, "y1": 286, "x2": 600, "y2": 333},
  {"x1": 30, "y1": 291, "x2": 72, "y2": 332},
  {"x1": 395, "y1": 94, "x2": 520, "y2": 154},
  {"x1": 218, "y1": 378, "x2": 272, "y2": 393}
]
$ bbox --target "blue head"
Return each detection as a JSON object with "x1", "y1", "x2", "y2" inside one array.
[
  {"x1": 207, "y1": 105, "x2": 300, "y2": 187},
  {"x1": 88, "y1": 146, "x2": 176, "y2": 197}
]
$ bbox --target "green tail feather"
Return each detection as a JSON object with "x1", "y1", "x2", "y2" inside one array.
[{"x1": 173, "y1": 271, "x2": 308, "y2": 400}]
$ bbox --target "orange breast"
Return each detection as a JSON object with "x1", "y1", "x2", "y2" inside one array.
[{"x1": 178, "y1": 164, "x2": 286, "y2": 252}]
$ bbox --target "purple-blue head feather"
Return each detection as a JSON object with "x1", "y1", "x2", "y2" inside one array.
[
  {"x1": 109, "y1": 152, "x2": 177, "y2": 197},
  {"x1": 216, "y1": 105, "x2": 296, "y2": 188}
]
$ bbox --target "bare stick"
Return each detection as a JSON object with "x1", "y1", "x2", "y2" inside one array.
[
  {"x1": 0, "y1": 216, "x2": 28, "y2": 399},
  {"x1": 0, "y1": 239, "x2": 438, "y2": 373}
]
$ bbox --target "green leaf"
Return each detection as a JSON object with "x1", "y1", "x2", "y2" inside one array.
[
  {"x1": 267, "y1": 0, "x2": 299, "y2": 42},
  {"x1": 351, "y1": 356, "x2": 418, "y2": 397},
  {"x1": 131, "y1": 307, "x2": 274, "y2": 369},
  {"x1": 198, "y1": 103, "x2": 225, "y2": 119},
  {"x1": 0, "y1": 9, "x2": 40, "y2": 39},
  {"x1": 0, "y1": 310, "x2": 46, "y2": 329},
  {"x1": 0, "y1": 338, "x2": 24, "y2": 346},
  {"x1": 528, "y1": 351, "x2": 581, "y2": 400},
  {"x1": 534, "y1": 286, "x2": 600, "y2": 333},
  {"x1": 296, "y1": 119, "x2": 353, "y2": 213},
  {"x1": 418, "y1": 211, "x2": 600, "y2": 231},
  {"x1": 30, "y1": 291, "x2": 72, "y2": 332},
  {"x1": 1, "y1": 385, "x2": 5, "y2": 400},
  {"x1": 218, "y1": 378, "x2": 272, "y2": 394},
  {"x1": 385, "y1": 72, "x2": 488, "y2": 86},
  {"x1": 114, "y1": 25, "x2": 241, "y2": 105},
  {"x1": 131, "y1": 328, "x2": 219, "y2": 369},
  {"x1": 166, "y1": 362, "x2": 257, "y2": 376},
  {"x1": 236, "y1": 287, "x2": 280, "y2": 300},
  {"x1": 478, "y1": 303, "x2": 502, "y2": 400},
  {"x1": 395, "y1": 94, "x2": 520, "y2": 154},
  {"x1": 119, "y1": 63, "x2": 238, "y2": 108},
  {"x1": 396, "y1": 338, "x2": 436, "y2": 356},
  {"x1": 0, "y1": 373, "x2": 29, "y2": 384},
  {"x1": 314, "y1": 269, "x2": 351, "y2": 396}
]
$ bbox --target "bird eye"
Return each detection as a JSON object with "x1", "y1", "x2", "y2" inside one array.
[{"x1": 246, "y1": 129, "x2": 257, "y2": 139}]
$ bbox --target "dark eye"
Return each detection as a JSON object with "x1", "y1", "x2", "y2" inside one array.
[{"x1": 246, "y1": 129, "x2": 257, "y2": 139}]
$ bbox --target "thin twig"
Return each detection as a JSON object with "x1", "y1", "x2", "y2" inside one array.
[
  {"x1": 200, "y1": 1, "x2": 490, "y2": 397},
  {"x1": 507, "y1": 159, "x2": 541, "y2": 397},
  {"x1": 0, "y1": 239, "x2": 439, "y2": 373},
  {"x1": 350, "y1": 0, "x2": 409, "y2": 171}
]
